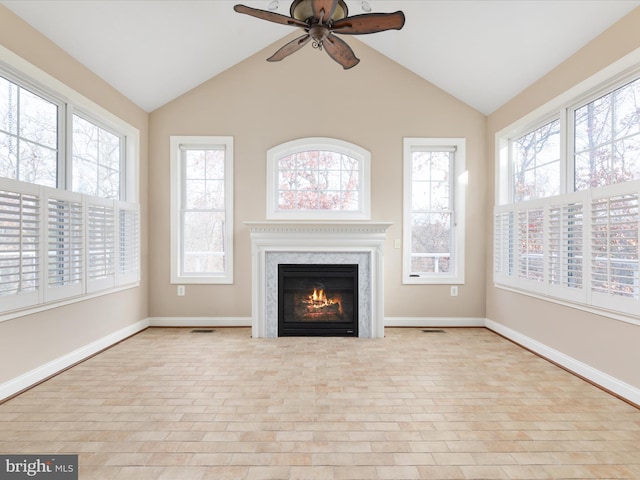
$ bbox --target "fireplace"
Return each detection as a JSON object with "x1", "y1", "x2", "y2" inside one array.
[
  {"x1": 245, "y1": 221, "x2": 391, "y2": 338},
  {"x1": 278, "y1": 264, "x2": 358, "y2": 337}
]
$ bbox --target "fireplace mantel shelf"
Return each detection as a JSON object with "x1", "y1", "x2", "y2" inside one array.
[{"x1": 244, "y1": 221, "x2": 392, "y2": 235}]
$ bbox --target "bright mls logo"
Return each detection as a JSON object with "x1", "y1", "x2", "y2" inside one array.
[{"x1": 0, "y1": 456, "x2": 77, "y2": 480}]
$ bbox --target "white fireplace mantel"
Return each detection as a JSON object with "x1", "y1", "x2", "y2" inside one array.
[{"x1": 245, "y1": 222, "x2": 392, "y2": 338}]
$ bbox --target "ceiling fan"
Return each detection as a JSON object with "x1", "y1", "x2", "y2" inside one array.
[{"x1": 233, "y1": 0, "x2": 405, "y2": 69}]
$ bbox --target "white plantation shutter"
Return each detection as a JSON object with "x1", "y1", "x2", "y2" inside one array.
[
  {"x1": 117, "y1": 202, "x2": 140, "y2": 285},
  {"x1": 547, "y1": 194, "x2": 587, "y2": 302},
  {"x1": 0, "y1": 182, "x2": 41, "y2": 311},
  {"x1": 494, "y1": 182, "x2": 639, "y2": 317},
  {"x1": 517, "y1": 205, "x2": 545, "y2": 292},
  {"x1": 45, "y1": 191, "x2": 84, "y2": 302},
  {"x1": 590, "y1": 187, "x2": 639, "y2": 315},
  {"x1": 493, "y1": 207, "x2": 515, "y2": 286},
  {"x1": 86, "y1": 198, "x2": 116, "y2": 292},
  {"x1": 0, "y1": 178, "x2": 140, "y2": 315}
]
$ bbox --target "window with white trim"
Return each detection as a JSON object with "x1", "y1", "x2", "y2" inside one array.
[
  {"x1": 266, "y1": 137, "x2": 370, "y2": 220},
  {"x1": 403, "y1": 138, "x2": 466, "y2": 284},
  {"x1": 0, "y1": 74, "x2": 60, "y2": 188},
  {"x1": 511, "y1": 118, "x2": 561, "y2": 202},
  {"x1": 573, "y1": 76, "x2": 640, "y2": 190},
  {"x1": 72, "y1": 113, "x2": 123, "y2": 199},
  {"x1": 170, "y1": 136, "x2": 233, "y2": 284},
  {"x1": 0, "y1": 50, "x2": 140, "y2": 318},
  {"x1": 495, "y1": 66, "x2": 640, "y2": 320}
]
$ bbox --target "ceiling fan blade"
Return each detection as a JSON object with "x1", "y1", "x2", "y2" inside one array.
[
  {"x1": 331, "y1": 11, "x2": 405, "y2": 35},
  {"x1": 233, "y1": 4, "x2": 307, "y2": 28},
  {"x1": 267, "y1": 34, "x2": 312, "y2": 62},
  {"x1": 312, "y1": 0, "x2": 339, "y2": 23},
  {"x1": 323, "y1": 34, "x2": 360, "y2": 69}
]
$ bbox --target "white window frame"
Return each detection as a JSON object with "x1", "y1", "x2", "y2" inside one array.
[
  {"x1": 0, "y1": 69, "x2": 63, "y2": 189},
  {"x1": 170, "y1": 136, "x2": 234, "y2": 284},
  {"x1": 494, "y1": 47, "x2": 640, "y2": 324},
  {"x1": 266, "y1": 137, "x2": 371, "y2": 220},
  {"x1": 70, "y1": 109, "x2": 126, "y2": 200},
  {"x1": 509, "y1": 116, "x2": 563, "y2": 202},
  {"x1": 403, "y1": 138, "x2": 466, "y2": 285},
  {"x1": 0, "y1": 45, "x2": 140, "y2": 321}
]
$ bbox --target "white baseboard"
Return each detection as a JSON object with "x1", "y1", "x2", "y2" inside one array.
[
  {"x1": 148, "y1": 317, "x2": 252, "y2": 327},
  {"x1": 0, "y1": 319, "x2": 149, "y2": 402},
  {"x1": 485, "y1": 318, "x2": 640, "y2": 406},
  {"x1": 385, "y1": 317, "x2": 486, "y2": 328}
]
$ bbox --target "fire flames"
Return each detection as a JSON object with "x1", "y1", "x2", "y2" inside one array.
[{"x1": 306, "y1": 288, "x2": 343, "y2": 315}]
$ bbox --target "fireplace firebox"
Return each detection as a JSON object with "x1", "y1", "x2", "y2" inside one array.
[{"x1": 278, "y1": 264, "x2": 358, "y2": 337}]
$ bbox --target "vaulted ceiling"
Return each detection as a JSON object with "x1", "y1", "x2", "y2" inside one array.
[{"x1": 2, "y1": 0, "x2": 639, "y2": 114}]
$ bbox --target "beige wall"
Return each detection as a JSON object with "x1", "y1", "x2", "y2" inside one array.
[
  {"x1": 486, "y1": 7, "x2": 640, "y2": 389},
  {"x1": 0, "y1": 6, "x2": 149, "y2": 385},
  {"x1": 148, "y1": 34, "x2": 487, "y2": 320}
]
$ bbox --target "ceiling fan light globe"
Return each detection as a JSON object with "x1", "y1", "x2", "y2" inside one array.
[{"x1": 290, "y1": 0, "x2": 348, "y2": 22}]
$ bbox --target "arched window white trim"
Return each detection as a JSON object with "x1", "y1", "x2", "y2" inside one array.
[{"x1": 266, "y1": 137, "x2": 371, "y2": 220}]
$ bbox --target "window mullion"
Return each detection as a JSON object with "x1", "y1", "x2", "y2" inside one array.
[
  {"x1": 560, "y1": 107, "x2": 571, "y2": 195},
  {"x1": 61, "y1": 104, "x2": 72, "y2": 191}
]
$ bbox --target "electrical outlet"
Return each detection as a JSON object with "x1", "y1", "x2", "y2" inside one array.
[
  {"x1": 450, "y1": 286, "x2": 458, "y2": 297},
  {"x1": 177, "y1": 285, "x2": 186, "y2": 296}
]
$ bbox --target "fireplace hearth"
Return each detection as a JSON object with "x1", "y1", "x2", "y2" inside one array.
[{"x1": 278, "y1": 264, "x2": 358, "y2": 337}]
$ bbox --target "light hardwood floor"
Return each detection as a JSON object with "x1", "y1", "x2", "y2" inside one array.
[{"x1": 1, "y1": 327, "x2": 639, "y2": 479}]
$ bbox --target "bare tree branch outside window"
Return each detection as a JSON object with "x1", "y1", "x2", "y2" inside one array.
[
  {"x1": 574, "y1": 77, "x2": 640, "y2": 190},
  {"x1": 181, "y1": 148, "x2": 226, "y2": 275},
  {"x1": 0, "y1": 75, "x2": 58, "y2": 188},
  {"x1": 512, "y1": 119, "x2": 560, "y2": 202},
  {"x1": 72, "y1": 115, "x2": 121, "y2": 199}
]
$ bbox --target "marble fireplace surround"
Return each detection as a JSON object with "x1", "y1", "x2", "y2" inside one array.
[{"x1": 245, "y1": 222, "x2": 391, "y2": 338}]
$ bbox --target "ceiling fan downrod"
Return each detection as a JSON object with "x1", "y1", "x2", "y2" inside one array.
[{"x1": 309, "y1": 24, "x2": 329, "y2": 50}]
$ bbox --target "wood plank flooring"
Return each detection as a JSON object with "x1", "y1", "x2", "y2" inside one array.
[{"x1": 1, "y1": 327, "x2": 639, "y2": 479}]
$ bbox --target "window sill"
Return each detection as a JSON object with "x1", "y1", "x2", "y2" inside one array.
[{"x1": 403, "y1": 276, "x2": 464, "y2": 285}]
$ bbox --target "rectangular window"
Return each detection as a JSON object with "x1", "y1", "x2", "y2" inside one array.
[
  {"x1": 590, "y1": 190, "x2": 639, "y2": 303},
  {"x1": 0, "y1": 74, "x2": 59, "y2": 188},
  {"x1": 517, "y1": 205, "x2": 545, "y2": 290},
  {"x1": 511, "y1": 119, "x2": 561, "y2": 201},
  {"x1": 493, "y1": 208, "x2": 515, "y2": 285},
  {"x1": 72, "y1": 114, "x2": 122, "y2": 199},
  {"x1": 495, "y1": 65, "x2": 640, "y2": 321},
  {"x1": 170, "y1": 136, "x2": 233, "y2": 284},
  {"x1": 573, "y1": 77, "x2": 640, "y2": 190},
  {"x1": 547, "y1": 198, "x2": 584, "y2": 296},
  {"x1": 45, "y1": 191, "x2": 84, "y2": 302},
  {"x1": 0, "y1": 51, "x2": 140, "y2": 319},
  {"x1": 403, "y1": 138, "x2": 466, "y2": 284},
  {"x1": 0, "y1": 185, "x2": 40, "y2": 309},
  {"x1": 86, "y1": 198, "x2": 116, "y2": 293}
]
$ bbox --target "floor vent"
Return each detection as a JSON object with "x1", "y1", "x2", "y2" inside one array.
[
  {"x1": 422, "y1": 329, "x2": 445, "y2": 333},
  {"x1": 190, "y1": 329, "x2": 216, "y2": 333}
]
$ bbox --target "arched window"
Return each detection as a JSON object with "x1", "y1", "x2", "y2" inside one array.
[{"x1": 266, "y1": 137, "x2": 371, "y2": 220}]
